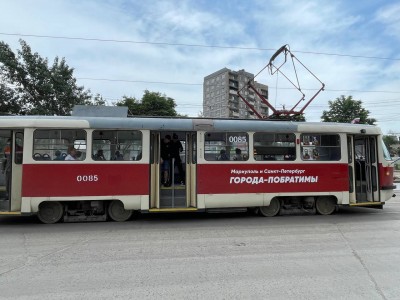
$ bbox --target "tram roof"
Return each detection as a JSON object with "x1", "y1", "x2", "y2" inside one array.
[{"x1": 0, "y1": 115, "x2": 382, "y2": 134}]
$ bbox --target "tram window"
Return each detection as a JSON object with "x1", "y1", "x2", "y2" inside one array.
[
  {"x1": 381, "y1": 140, "x2": 392, "y2": 161},
  {"x1": 92, "y1": 130, "x2": 142, "y2": 161},
  {"x1": 204, "y1": 132, "x2": 249, "y2": 161},
  {"x1": 33, "y1": 129, "x2": 87, "y2": 161},
  {"x1": 15, "y1": 132, "x2": 24, "y2": 164},
  {"x1": 301, "y1": 134, "x2": 341, "y2": 161},
  {"x1": 254, "y1": 133, "x2": 296, "y2": 161}
]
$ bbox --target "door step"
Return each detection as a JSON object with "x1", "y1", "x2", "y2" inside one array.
[
  {"x1": 350, "y1": 202, "x2": 384, "y2": 209},
  {"x1": 149, "y1": 207, "x2": 198, "y2": 213},
  {"x1": 0, "y1": 211, "x2": 21, "y2": 215},
  {"x1": 206, "y1": 208, "x2": 248, "y2": 214},
  {"x1": 350, "y1": 202, "x2": 384, "y2": 207}
]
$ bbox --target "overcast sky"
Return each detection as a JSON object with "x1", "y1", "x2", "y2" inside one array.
[{"x1": 1, "y1": 0, "x2": 400, "y2": 133}]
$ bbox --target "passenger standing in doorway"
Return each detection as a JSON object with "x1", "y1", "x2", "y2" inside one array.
[
  {"x1": 171, "y1": 133, "x2": 185, "y2": 185},
  {"x1": 160, "y1": 135, "x2": 172, "y2": 187}
]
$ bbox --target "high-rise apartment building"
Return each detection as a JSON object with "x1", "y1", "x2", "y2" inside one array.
[{"x1": 203, "y1": 68, "x2": 269, "y2": 119}]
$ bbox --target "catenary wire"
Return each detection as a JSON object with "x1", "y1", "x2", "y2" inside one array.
[{"x1": 1, "y1": 32, "x2": 400, "y2": 61}]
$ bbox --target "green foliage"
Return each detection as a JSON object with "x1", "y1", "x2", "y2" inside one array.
[
  {"x1": 383, "y1": 135, "x2": 399, "y2": 156},
  {"x1": 0, "y1": 39, "x2": 95, "y2": 115},
  {"x1": 90, "y1": 94, "x2": 107, "y2": 106},
  {"x1": 116, "y1": 90, "x2": 178, "y2": 116},
  {"x1": 321, "y1": 95, "x2": 376, "y2": 124},
  {"x1": 0, "y1": 83, "x2": 20, "y2": 115},
  {"x1": 383, "y1": 135, "x2": 398, "y2": 147}
]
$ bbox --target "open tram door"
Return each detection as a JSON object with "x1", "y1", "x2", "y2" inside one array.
[
  {"x1": 348, "y1": 135, "x2": 381, "y2": 206},
  {"x1": 149, "y1": 131, "x2": 197, "y2": 211},
  {"x1": 0, "y1": 130, "x2": 23, "y2": 214}
]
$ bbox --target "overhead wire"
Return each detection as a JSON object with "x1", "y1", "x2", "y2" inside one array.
[
  {"x1": 2, "y1": 32, "x2": 400, "y2": 123},
  {"x1": 76, "y1": 77, "x2": 400, "y2": 94},
  {"x1": 1, "y1": 32, "x2": 400, "y2": 61}
]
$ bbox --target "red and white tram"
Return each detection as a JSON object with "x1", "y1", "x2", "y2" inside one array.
[{"x1": 0, "y1": 115, "x2": 396, "y2": 223}]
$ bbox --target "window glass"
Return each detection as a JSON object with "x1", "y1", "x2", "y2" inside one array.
[
  {"x1": 15, "y1": 132, "x2": 24, "y2": 164},
  {"x1": 355, "y1": 139, "x2": 365, "y2": 160},
  {"x1": 254, "y1": 133, "x2": 296, "y2": 161},
  {"x1": 0, "y1": 135, "x2": 10, "y2": 163},
  {"x1": 301, "y1": 134, "x2": 341, "y2": 161},
  {"x1": 204, "y1": 132, "x2": 248, "y2": 161},
  {"x1": 92, "y1": 130, "x2": 142, "y2": 161},
  {"x1": 347, "y1": 136, "x2": 352, "y2": 163},
  {"x1": 192, "y1": 133, "x2": 197, "y2": 164},
  {"x1": 33, "y1": 129, "x2": 87, "y2": 161},
  {"x1": 369, "y1": 137, "x2": 376, "y2": 164},
  {"x1": 381, "y1": 140, "x2": 392, "y2": 161}
]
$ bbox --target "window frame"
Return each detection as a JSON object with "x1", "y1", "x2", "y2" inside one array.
[
  {"x1": 32, "y1": 129, "x2": 87, "y2": 161},
  {"x1": 92, "y1": 130, "x2": 143, "y2": 161},
  {"x1": 300, "y1": 133, "x2": 341, "y2": 161},
  {"x1": 253, "y1": 132, "x2": 296, "y2": 161},
  {"x1": 204, "y1": 131, "x2": 249, "y2": 162}
]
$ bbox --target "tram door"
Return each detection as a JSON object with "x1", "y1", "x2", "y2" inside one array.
[
  {"x1": 0, "y1": 130, "x2": 23, "y2": 212},
  {"x1": 348, "y1": 135, "x2": 379, "y2": 203},
  {"x1": 150, "y1": 131, "x2": 197, "y2": 209}
]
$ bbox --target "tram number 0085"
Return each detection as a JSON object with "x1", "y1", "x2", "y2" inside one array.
[
  {"x1": 77, "y1": 175, "x2": 99, "y2": 182},
  {"x1": 228, "y1": 136, "x2": 247, "y2": 143}
]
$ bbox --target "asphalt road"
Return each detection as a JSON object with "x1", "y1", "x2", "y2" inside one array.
[{"x1": 1, "y1": 196, "x2": 400, "y2": 300}]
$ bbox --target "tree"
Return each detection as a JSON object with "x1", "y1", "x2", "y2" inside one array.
[
  {"x1": 91, "y1": 94, "x2": 107, "y2": 106},
  {"x1": 321, "y1": 95, "x2": 376, "y2": 124},
  {"x1": 383, "y1": 135, "x2": 399, "y2": 156},
  {"x1": 115, "y1": 90, "x2": 179, "y2": 116},
  {"x1": 0, "y1": 83, "x2": 20, "y2": 115},
  {"x1": 0, "y1": 39, "x2": 94, "y2": 115}
]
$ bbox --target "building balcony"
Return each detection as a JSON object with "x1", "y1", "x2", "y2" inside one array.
[
  {"x1": 229, "y1": 89, "x2": 238, "y2": 94},
  {"x1": 229, "y1": 97, "x2": 239, "y2": 104},
  {"x1": 229, "y1": 105, "x2": 239, "y2": 111}
]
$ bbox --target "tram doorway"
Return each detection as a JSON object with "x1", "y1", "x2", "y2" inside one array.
[
  {"x1": 150, "y1": 131, "x2": 197, "y2": 210},
  {"x1": 348, "y1": 135, "x2": 380, "y2": 203},
  {"x1": 0, "y1": 130, "x2": 23, "y2": 213}
]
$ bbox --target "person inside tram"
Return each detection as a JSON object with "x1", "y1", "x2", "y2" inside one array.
[
  {"x1": 233, "y1": 148, "x2": 243, "y2": 161},
  {"x1": 135, "y1": 151, "x2": 142, "y2": 161},
  {"x1": 94, "y1": 149, "x2": 106, "y2": 160},
  {"x1": 217, "y1": 149, "x2": 229, "y2": 161},
  {"x1": 53, "y1": 150, "x2": 64, "y2": 160},
  {"x1": 65, "y1": 146, "x2": 78, "y2": 161},
  {"x1": 171, "y1": 133, "x2": 185, "y2": 185},
  {"x1": 302, "y1": 149, "x2": 310, "y2": 160},
  {"x1": 160, "y1": 135, "x2": 172, "y2": 187},
  {"x1": 112, "y1": 150, "x2": 124, "y2": 160}
]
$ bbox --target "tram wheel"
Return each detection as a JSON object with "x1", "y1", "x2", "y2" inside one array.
[
  {"x1": 315, "y1": 196, "x2": 336, "y2": 215},
  {"x1": 37, "y1": 201, "x2": 64, "y2": 224},
  {"x1": 259, "y1": 198, "x2": 281, "y2": 217},
  {"x1": 108, "y1": 200, "x2": 132, "y2": 222}
]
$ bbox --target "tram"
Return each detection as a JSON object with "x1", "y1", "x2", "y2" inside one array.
[{"x1": 0, "y1": 114, "x2": 396, "y2": 223}]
